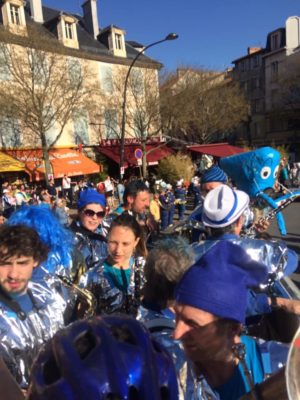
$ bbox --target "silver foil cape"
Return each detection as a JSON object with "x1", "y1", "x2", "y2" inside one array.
[
  {"x1": 80, "y1": 256, "x2": 145, "y2": 315},
  {"x1": 0, "y1": 280, "x2": 67, "y2": 388},
  {"x1": 193, "y1": 238, "x2": 289, "y2": 279},
  {"x1": 137, "y1": 306, "x2": 220, "y2": 400}
]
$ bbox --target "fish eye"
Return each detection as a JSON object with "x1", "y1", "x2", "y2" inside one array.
[
  {"x1": 273, "y1": 165, "x2": 279, "y2": 178},
  {"x1": 260, "y1": 166, "x2": 271, "y2": 179}
]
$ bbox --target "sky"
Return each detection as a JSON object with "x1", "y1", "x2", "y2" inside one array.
[{"x1": 44, "y1": 0, "x2": 299, "y2": 72}]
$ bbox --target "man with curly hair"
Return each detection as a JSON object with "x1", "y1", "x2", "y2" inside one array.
[{"x1": 0, "y1": 225, "x2": 67, "y2": 390}]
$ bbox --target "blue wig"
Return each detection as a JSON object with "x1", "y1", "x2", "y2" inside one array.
[{"x1": 7, "y1": 204, "x2": 74, "y2": 273}]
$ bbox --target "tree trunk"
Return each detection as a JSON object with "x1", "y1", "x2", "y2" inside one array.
[
  {"x1": 142, "y1": 140, "x2": 147, "y2": 178},
  {"x1": 41, "y1": 134, "x2": 52, "y2": 185}
]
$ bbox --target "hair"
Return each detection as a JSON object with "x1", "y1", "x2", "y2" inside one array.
[
  {"x1": 109, "y1": 213, "x2": 147, "y2": 257},
  {"x1": 0, "y1": 224, "x2": 49, "y2": 264},
  {"x1": 208, "y1": 222, "x2": 237, "y2": 237},
  {"x1": 7, "y1": 204, "x2": 74, "y2": 272},
  {"x1": 123, "y1": 180, "x2": 149, "y2": 207},
  {"x1": 143, "y1": 236, "x2": 194, "y2": 308}
]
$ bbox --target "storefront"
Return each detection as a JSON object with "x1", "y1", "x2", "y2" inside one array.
[{"x1": 7, "y1": 148, "x2": 101, "y2": 181}]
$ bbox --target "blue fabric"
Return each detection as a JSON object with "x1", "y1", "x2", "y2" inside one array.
[
  {"x1": 11, "y1": 292, "x2": 34, "y2": 314},
  {"x1": 201, "y1": 165, "x2": 227, "y2": 184},
  {"x1": 216, "y1": 336, "x2": 265, "y2": 400},
  {"x1": 77, "y1": 188, "x2": 106, "y2": 209},
  {"x1": 103, "y1": 261, "x2": 131, "y2": 291},
  {"x1": 176, "y1": 241, "x2": 268, "y2": 323}
]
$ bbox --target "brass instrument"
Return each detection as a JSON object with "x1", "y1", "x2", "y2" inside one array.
[
  {"x1": 243, "y1": 195, "x2": 299, "y2": 237},
  {"x1": 56, "y1": 274, "x2": 97, "y2": 318}
]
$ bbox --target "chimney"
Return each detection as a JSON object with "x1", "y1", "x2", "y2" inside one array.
[
  {"x1": 247, "y1": 47, "x2": 262, "y2": 55},
  {"x1": 82, "y1": 0, "x2": 99, "y2": 39},
  {"x1": 29, "y1": 0, "x2": 44, "y2": 23}
]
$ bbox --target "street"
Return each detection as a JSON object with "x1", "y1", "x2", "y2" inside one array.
[{"x1": 267, "y1": 201, "x2": 300, "y2": 286}]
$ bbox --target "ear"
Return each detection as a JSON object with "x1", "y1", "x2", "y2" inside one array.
[
  {"x1": 127, "y1": 195, "x2": 134, "y2": 205},
  {"x1": 33, "y1": 260, "x2": 39, "y2": 269}
]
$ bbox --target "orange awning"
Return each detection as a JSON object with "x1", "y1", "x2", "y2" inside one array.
[{"x1": 7, "y1": 148, "x2": 101, "y2": 180}]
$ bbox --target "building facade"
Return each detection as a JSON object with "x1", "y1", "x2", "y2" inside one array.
[
  {"x1": 0, "y1": 0, "x2": 162, "y2": 179},
  {"x1": 232, "y1": 16, "x2": 300, "y2": 159}
]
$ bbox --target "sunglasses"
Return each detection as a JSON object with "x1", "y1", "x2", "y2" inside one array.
[{"x1": 83, "y1": 209, "x2": 105, "y2": 218}]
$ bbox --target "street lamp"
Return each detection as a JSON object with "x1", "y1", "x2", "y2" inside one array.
[{"x1": 119, "y1": 33, "x2": 178, "y2": 178}]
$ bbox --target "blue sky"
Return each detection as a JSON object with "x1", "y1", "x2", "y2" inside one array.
[{"x1": 44, "y1": 0, "x2": 299, "y2": 72}]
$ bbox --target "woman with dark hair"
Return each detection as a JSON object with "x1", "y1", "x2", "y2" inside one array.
[{"x1": 80, "y1": 213, "x2": 147, "y2": 316}]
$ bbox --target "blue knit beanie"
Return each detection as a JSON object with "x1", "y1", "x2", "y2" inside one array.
[
  {"x1": 175, "y1": 241, "x2": 268, "y2": 323},
  {"x1": 201, "y1": 165, "x2": 227, "y2": 184},
  {"x1": 77, "y1": 188, "x2": 106, "y2": 209}
]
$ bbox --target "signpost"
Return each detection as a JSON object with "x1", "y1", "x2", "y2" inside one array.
[{"x1": 134, "y1": 148, "x2": 143, "y2": 177}]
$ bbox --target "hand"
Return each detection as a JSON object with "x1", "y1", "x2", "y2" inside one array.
[{"x1": 254, "y1": 219, "x2": 270, "y2": 233}]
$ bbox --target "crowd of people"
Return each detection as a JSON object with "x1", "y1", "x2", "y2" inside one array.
[{"x1": 0, "y1": 165, "x2": 299, "y2": 399}]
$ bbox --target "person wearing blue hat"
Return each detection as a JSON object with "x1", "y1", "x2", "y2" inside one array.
[
  {"x1": 201, "y1": 164, "x2": 228, "y2": 194},
  {"x1": 174, "y1": 241, "x2": 289, "y2": 400},
  {"x1": 193, "y1": 184, "x2": 298, "y2": 319},
  {"x1": 70, "y1": 188, "x2": 108, "y2": 272},
  {"x1": 189, "y1": 165, "x2": 228, "y2": 242}
]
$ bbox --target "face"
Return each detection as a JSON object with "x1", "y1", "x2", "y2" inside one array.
[
  {"x1": 0, "y1": 216, "x2": 5, "y2": 225},
  {"x1": 174, "y1": 304, "x2": 236, "y2": 363},
  {"x1": 0, "y1": 254, "x2": 38, "y2": 295},
  {"x1": 108, "y1": 226, "x2": 140, "y2": 267},
  {"x1": 128, "y1": 191, "x2": 150, "y2": 214},
  {"x1": 201, "y1": 181, "x2": 222, "y2": 195},
  {"x1": 79, "y1": 203, "x2": 105, "y2": 232}
]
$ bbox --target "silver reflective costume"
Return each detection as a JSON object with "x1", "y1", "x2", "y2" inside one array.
[
  {"x1": 80, "y1": 256, "x2": 145, "y2": 316},
  {"x1": 137, "y1": 305, "x2": 220, "y2": 400},
  {"x1": 193, "y1": 236, "x2": 292, "y2": 279},
  {"x1": 0, "y1": 280, "x2": 67, "y2": 388}
]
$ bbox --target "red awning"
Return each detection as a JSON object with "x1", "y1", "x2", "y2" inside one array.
[
  {"x1": 7, "y1": 148, "x2": 101, "y2": 181},
  {"x1": 98, "y1": 144, "x2": 173, "y2": 168},
  {"x1": 187, "y1": 143, "x2": 245, "y2": 158}
]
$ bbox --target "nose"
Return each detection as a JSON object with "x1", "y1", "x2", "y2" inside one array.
[
  {"x1": 7, "y1": 264, "x2": 19, "y2": 280},
  {"x1": 173, "y1": 320, "x2": 191, "y2": 341}
]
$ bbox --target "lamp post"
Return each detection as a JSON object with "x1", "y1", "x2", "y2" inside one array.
[{"x1": 119, "y1": 33, "x2": 178, "y2": 178}]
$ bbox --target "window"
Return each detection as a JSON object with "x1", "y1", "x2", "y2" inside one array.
[
  {"x1": 131, "y1": 68, "x2": 144, "y2": 97},
  {"x1": 252, "y1": 99, "x2": 263, "y2": 113},
  {"x1": 68, "y1": 58, "x2": 82, "y2": 88},
  {"x1": 271, "y1": 61, "x2": 278, "y2": 82},
  {"x1": 30, "y1": 50, "x2": 48, "y2": 85},
  {"x1": 251, "y1": 77, "x2": 260, "y2": 90},
  {"x1": 73, "y1": 110, "x2": 89, "y2": 145},
  {"x1": 252, "y1": 55, "x2": 260, "y2": 68},
  {"x1": 10, "y1": 4, "x2": 20, "y2": 25},
  {"x1": 99, "y1": 64, "x2": 113, "y2": 94},
  {"x1": 0, "y1": 117, "x2": 21, "y2": 147},
  {"x1": 271, "y1": 33, "x2": 280, "y2": 51},
  {"x1": 65, "y1": 22, "x2": 73, "y2": 40},
  {"x1": 0, "y1": 51, "x2": 10, "y2": 81},
  {"x1": 104, "y1": 109, "x2": 118, "y2": 138},
  {"x1": 240, "y1": 61, "x2": 245, "y2": 72},
  {"x1": 115, "y1": 33, "x2": 123, "y2": 50}
]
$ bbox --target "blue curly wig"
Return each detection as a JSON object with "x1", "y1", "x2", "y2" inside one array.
[{"x1": 7, "y1": 204, "x2": 74, "y2": 273}]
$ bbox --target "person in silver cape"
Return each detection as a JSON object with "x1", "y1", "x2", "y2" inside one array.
[{"x1": 0, "y1": 225, "x2": 68, "y2": 389}]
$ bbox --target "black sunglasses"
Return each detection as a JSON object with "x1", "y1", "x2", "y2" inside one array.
[{"x1": 83, "y1": 209, "x2": 105, "y2": 218}]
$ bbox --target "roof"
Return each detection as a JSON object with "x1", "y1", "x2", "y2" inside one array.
[
  {"x1": 8, "y1": 3, "x2": 162, "y2": 69},
  {"x1": 187, "y1": 143, "x2": 245, "y2": 158}
]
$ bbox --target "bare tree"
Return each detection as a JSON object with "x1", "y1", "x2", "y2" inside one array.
[
  {"x1": 98, "y1": 67, "x2": 163, "y2": 177},
  {"x1": 160, "y1": 67, "x2": 249, "y2": 145},
  {"x1": 0, "y1": 25, "x2": 96, "y2": 183}
]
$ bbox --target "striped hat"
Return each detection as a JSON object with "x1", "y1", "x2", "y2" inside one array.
[
  {"x1": 202, "y1": 184, "x2": 249, "y2": 228},
  {"x1": 201, "y1": 165, "x2": 227, "y2": 184}
]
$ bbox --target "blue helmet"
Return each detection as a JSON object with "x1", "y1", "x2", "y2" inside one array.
[{"x1": 28, "y1": 316, "x2": 178, "y2": 400}]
